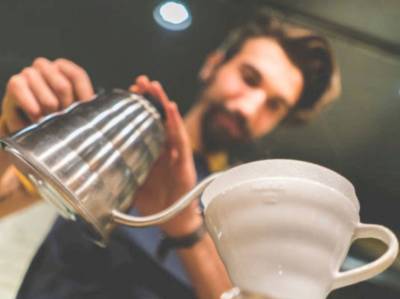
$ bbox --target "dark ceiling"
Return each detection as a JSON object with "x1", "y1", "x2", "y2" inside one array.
[{"x1": 0, "y1": 0, "x2": 252, "y2": 111}]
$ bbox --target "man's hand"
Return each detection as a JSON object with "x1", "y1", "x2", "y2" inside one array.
[
  {"x1": 0, "y1": 57, "x2": 95, "y2": 217},
  {"x1": 130, "y1": 75, "x2": 200, "y2": 237},
  {"x1": 0, "y1": 57, "x2": 94, "y2": 136}
]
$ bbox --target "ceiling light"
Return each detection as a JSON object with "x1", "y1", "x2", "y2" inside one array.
[{"x1": 153, "y1": 1, "x2": 192, "y2": 31}]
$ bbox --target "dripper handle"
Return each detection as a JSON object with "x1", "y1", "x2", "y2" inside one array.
[
  {"x1": 111, "y1": 172, "x2": 222, "y2": 227},
  {"x1": 332, "y1": 223, "x2": 399, "y2": 290}
]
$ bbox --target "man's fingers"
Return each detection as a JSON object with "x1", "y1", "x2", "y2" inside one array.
[
  {"x1": 129, "y1": 84, "x2": 139, "y2": 93},
  {"x1": 132, "y1": 76, "x2": 169, "y2": 103},
  {"x1": 5, "y1": 108, "x2": 29, "y2": 133},
  {"x1": 135, "y1": 75, "x2": 152, "y2": 95},
  {"x1": 6, "y1": 74, "x2": 42, "y2": 122},
  {"x1": 2, "y1": 57, "x2": 94, "y2": 134},
  {"x1": 147, "y1": 81, "x2": 172, "y2": 122},
  {"x1": 150, "y1": 81, "x2": 170, "y2": 107},
  {"x1": 132, "y1": 76, "x2": 172, "y2": 119},
  {"x1": 33, "y1": 57, "x2": 74, "y2": 109},
  {"x1": 134, "y1": 78, "x2": 189, "y2": 160},
  {"x1": 166, "y1": 103, "x2": 192, "y2": 161},
  {"x1": 54, "y1": 58, "x2": 94, "y2": 101},
  {"x1": 132, "y1": 75, "x2": 154, "y2": 95},
  {"x1": 131, "y1": 77, "x2": 186, "y2": 162},
  {"x1": 22, "y1": 67, "x2": 60, "y2": 114}
]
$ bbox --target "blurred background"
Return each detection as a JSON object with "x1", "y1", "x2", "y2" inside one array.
[{"x1": 0, "y1": 0, "x2": 399, "y2": 298}]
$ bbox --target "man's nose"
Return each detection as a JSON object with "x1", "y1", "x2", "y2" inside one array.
[{"x1": 225, "y1": 89, "x2": 266, "y2": 118}]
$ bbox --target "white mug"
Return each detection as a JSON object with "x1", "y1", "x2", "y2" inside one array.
[{"x1": 201, "y1": 159, "x2": 398, "y2": 299}]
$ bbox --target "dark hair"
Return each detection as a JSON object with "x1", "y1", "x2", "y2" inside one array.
[{"x1": 219, "y1": 13, "x2": 339, "y2": 122}]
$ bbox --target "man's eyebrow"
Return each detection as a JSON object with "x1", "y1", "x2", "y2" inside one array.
[{"x1": 273, "y1": 96, "x2": 293, "y2": 109}]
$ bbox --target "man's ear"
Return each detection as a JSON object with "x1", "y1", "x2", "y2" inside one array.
[{"x1": 198, "y1": 51, "x2": 225, "y2": 82}]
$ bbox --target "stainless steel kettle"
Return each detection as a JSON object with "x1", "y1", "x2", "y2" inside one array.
[{"x1": 0, "y1": 90, "x2": 217, "y2": 245}]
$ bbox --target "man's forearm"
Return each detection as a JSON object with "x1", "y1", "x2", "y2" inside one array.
[
  {"x1": 0, "y1": 115, "x2": 8, "y2": 138},
  {"x1": 0, "y1": 155, "x2": 41, "y2": 217},
  {"x1": 0, "y1": 115, "x2": 12, "y2": 180},
  {"x1": 0, "y1": 117, "x2": 40, "y2": 217},
  {"x1": 177, "y1": 232, "x2": 232, "y2": 299}
]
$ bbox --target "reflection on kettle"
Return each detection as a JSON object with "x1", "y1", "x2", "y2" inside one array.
[{"x1": 0, "y1": 90, "x2": 172, "y2": 245}]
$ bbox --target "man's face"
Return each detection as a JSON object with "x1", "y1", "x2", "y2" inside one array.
[{"x1": 199, "y1": 37, "x2": 304, "y2": 153}]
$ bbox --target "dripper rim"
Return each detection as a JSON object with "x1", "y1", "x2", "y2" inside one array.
[{"x1": 201, "y1": 159, "x2": 359, "y2": 212}]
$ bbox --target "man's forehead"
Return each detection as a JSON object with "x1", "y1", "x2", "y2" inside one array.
[{"x1": 238, "y1": 37, "x2": 279, "y2": 57}]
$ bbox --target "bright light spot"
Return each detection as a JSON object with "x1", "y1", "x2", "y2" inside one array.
[
  {"x1": 160, "y1": 2, "x2": 188, "y2": 24},
  {"x1": 154, "y1": 1, "x2": 192, "y2": 31}
]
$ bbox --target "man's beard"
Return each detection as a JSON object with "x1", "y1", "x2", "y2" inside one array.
[{"x1": 200, "y1": 102, "x2": 252, "y2": 153}]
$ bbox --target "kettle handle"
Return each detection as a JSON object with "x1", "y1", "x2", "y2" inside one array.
[{"x1": 111, "y1": 172, "x2": 222, "y2": 227}]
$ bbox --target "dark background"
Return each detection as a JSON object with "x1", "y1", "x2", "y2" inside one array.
[{"x1": 0, "y1": 0, "x2": 399, "y2": 298}]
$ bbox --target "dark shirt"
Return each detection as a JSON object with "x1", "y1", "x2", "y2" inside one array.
[{"x1": 16, "y1": 154, "x2": 210, "y2": 299}]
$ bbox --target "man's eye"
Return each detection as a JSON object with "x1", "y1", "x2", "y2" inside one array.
[
  {"x1": 266, "y1": 99, "x2": 283, "y2": 111},
  {"x1": 241, "y1": 66, "x2": 261, "y2": 87}
]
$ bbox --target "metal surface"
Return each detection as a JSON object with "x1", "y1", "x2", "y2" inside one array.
[
  {"x1": 0, "y1": 90, "x2": 166, "y2": 243},
  {"x1": 112, "y1": 172, "x2": 221, "y2": 227}
]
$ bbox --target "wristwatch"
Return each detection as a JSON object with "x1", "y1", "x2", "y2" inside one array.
[{"x1": 157, "y1": 222, "x2": 207, "y2": 260}]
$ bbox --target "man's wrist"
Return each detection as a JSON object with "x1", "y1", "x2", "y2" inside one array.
[
  {"x1": 0, "y1": 116, "x2": 9, "y2": 138},
  {"x1": 159, "y1": 200, "x2": 203, "y2": 237},
  {"x1": 161, "y1": 211, "x2": 203, "y2": 238},
  {"x1": 157, "y1": 220, "x2": 207, "y2": 260}
]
